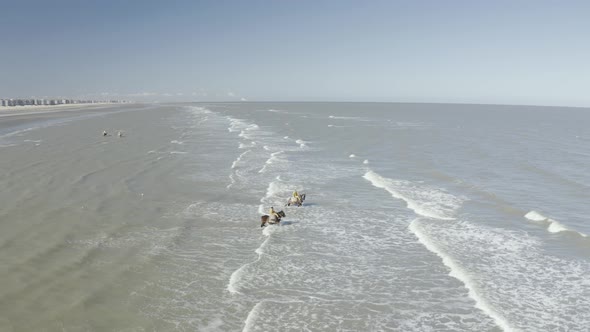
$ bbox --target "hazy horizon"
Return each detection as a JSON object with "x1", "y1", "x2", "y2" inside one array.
[
  {"x1": 5, "y1": 99, "x2": 590, "y2": 110},
  {"x1": 2, "y1": 0, "x2": 590, "y2": 107}
]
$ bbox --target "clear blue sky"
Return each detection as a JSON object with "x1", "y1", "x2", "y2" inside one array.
[{"x1": 2, "y1": 0, "x2": 590, "y2": 106}]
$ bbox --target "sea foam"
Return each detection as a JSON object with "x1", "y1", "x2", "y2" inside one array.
[
  {"x1": 258, "y1": 151, "x2": 284, "y2": 174},
  {"x1": 363, "y1": 170, "x2": 462, "y2": 220},
  {"x1": 411, "y1": 218, "x2": 590, "y2": 331},
  {"x1": 228, "y1": 179, "x2": 285, "y2": 295},
  {"x1": 525, "y1": 211, "x2": 587, "y2": 237},
  {"x1": 295, "y1": 139, "x2": 308, "y2": 148},
  {"x1": 231, "y1": 150, "x2": 251, "y2": 169},
  {"x1": 409, "y1": 219, "x2": 516, "y2": 332}
]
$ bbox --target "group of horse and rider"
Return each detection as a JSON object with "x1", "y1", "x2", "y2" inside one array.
[{"x1": 260, "y1": 190, "x2": 306, "y2": 227}]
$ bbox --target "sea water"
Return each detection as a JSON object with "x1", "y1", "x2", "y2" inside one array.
[{"x1": 0, "y1": 102, "x2": 588, "y2": 331}]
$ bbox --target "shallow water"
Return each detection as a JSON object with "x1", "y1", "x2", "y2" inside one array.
[{"x1": 0, "y1": 102, "x2": 588, "y2": 331}]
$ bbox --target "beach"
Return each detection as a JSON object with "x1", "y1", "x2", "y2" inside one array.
[
  {"x1": 0, "y1": 102, "x2": 588, "y2": 331},
  {"x1": 0, "y1": 103, "x2": 126, "y2": 117}
]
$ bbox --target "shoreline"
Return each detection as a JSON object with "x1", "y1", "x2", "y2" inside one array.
[{"x1": 0, "y1": 103, "x2": 130, "y2": 118}]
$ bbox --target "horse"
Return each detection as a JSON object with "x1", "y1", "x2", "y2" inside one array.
[
  {"x1": 260, "y1": 210, "x2": 286, "y2": 227},
  {"x1": 287, "y1": 193, "x2": 306, "y2": 207}
]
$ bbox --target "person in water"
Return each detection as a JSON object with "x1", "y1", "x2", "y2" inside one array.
[
  {"x1": 103, "y1": 130, "x2": 107, "y2": 136},
  {"x1": 269, "y1": 206, "x2": 280, "y2": 221}
]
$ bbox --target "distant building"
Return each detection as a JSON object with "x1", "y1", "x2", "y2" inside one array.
[{"x1": 0, "y1": 98, "x2": 127, "y2": 108}]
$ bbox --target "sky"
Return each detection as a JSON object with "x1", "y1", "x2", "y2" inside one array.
[{"x1": 1, "y1": 0, "x2": 590, "y2": 106}]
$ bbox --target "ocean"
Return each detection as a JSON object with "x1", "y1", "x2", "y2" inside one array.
[{"x1": 0, "y1": 102, "x2": 588, "y2": 331}]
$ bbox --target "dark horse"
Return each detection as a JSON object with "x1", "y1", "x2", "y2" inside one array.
[{"x1": 260, "y1": 210, "x2": 286, "y2": 227}]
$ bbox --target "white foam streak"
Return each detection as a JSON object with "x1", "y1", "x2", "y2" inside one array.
[
  {"x1": 259, "y1": 180, "x2": 283, "y2": 207},
  {"x1": 239, "y1": 142, "x2": 256, "y2": 149},
  {"x1": 229, "y1": 180, "x2": 283, "y2": 295},
  {"x1": 295, "y1": 139, "x2": 308, "y2": 148},
  {"x1": 227, "y1": 234, "x2": 271, "y2": 295},
  {"x1": 227, "y1": 173, "x2": 236, "y2": 189},
  {"x1": 258, "y1": 151, "x2": 284, "y2": 173},
  {"x1": 184, "y1": 106, "x2": 213, "y2": 118},
  {"x1": 524, "y1": 211, "x2": 546, "y2": 222},
  {"x1": 524, "y1": 211, "x2": 588, "y2": 237},
  {"x1": 547, "y1": 221, "x2": 570, "y2": 233},
  {"x1": 363, "y1": 170, "x2": 461, "y2": 220},
  {"x1": 242, "y1": 302, "x2": 264, "y2": 332},
  {"x1": 227, "y1": 265, "x2": 247, "y2": 294},
  {"x1": 409, "y1": 220, "x2": 517, "y2": 332},
  {"x1": 227, "y1": 117, "x2": 259, "y2": 138},
  {"x1": 231, "y1": 150, "x2": 251, "y2": 169}
]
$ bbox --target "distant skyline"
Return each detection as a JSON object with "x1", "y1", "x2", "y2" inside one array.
[{"x1": 2, "y1": 0, "x2": 590, "y2": 107}]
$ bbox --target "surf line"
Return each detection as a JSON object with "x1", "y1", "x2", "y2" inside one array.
[
  {"x1": 227, "y1": 174, "x2": 236, "y2": 189},
  {"x1": 241, "y1": 301, "x2": 264, "y2": 332},
  {"x1": 258, "y1": 151, "x2": 283, "y2": 173},
  {"x1": 362, "y1": 169, "x2": 516, "y2": 332},
  {"x1": 227, "y1": 235, "x2": 271, "y2": 294},
  {"x1": 227, "y1": 180, "x2": 279, "y2": 294},
  {"x1": 227, "y1": 150, "x2": 252, "y2": 189},
  {"x1": 362, "y1": 170, "x2": 459, "y2": 220},
  {"x1": 409, "y1": 219, "x2": 517, "y2": 332},
  {"x1": 242, "y1": 299, "x2": 305, "y2": 332},
  {"x1": 525, "y1": 210, "x2": 588, "y2": 238},
  {"x1": 232, "y1": 150, "x2": 251, "y2": 169}
]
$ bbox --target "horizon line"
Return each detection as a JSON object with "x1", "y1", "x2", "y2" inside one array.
[{"x1": 153, "y1": 100, "x2": 590, "y2": 110}]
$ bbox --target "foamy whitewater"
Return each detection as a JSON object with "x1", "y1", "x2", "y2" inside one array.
[{"x1": 0, "y1": 102, "x2": 589, "y2": 331}]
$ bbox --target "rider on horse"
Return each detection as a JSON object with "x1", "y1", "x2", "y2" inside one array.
[
  {"x1": 292, "y1": 191, "x2": 302, "y2": 205},
  {"x1": 269, "y1": 206, "x2": 281, "y2": 221}
]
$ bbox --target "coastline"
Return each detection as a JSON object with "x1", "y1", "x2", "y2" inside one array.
[{"x1": 0, "y1": 103, "x2": 129, "y2": 118}]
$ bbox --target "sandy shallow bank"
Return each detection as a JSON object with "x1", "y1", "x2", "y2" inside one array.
[{"x1": 0, "y1": 103, "x2": 128, "y2": 118}]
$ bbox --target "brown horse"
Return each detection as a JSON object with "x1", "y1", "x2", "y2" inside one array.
[{"x1": 260, "y1": 211, "x2": 285, "y2": 227}]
